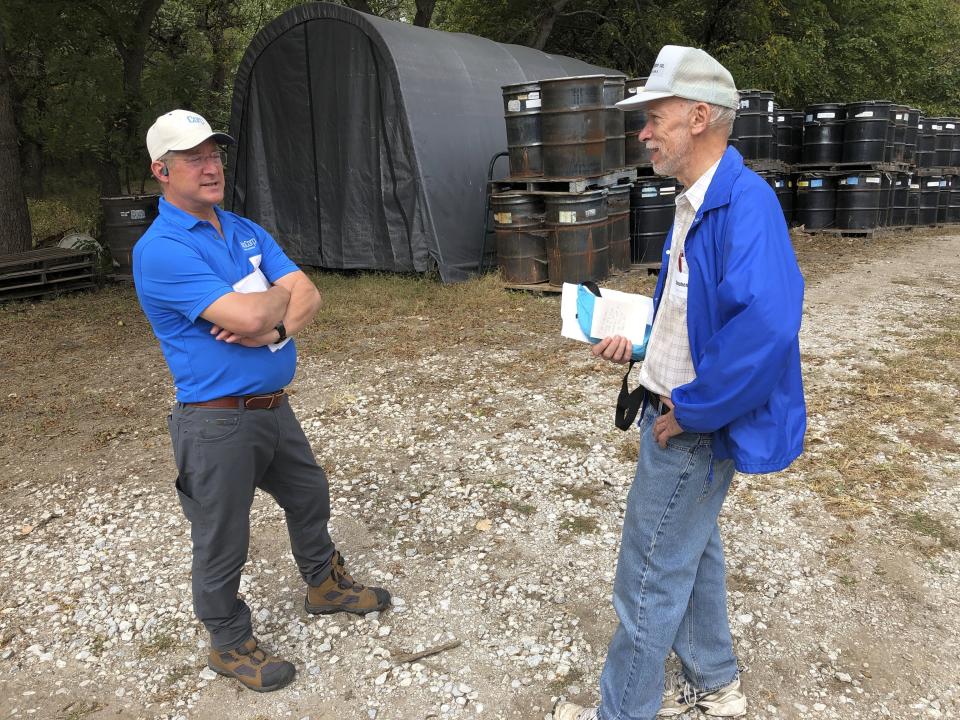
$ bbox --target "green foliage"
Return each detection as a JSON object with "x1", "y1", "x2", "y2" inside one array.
[{"x1": 3, "y1": 0, "x2": 960, "y2": 207}]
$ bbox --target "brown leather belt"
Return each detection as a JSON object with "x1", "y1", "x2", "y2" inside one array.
[{"x1": 186, "y1": 390, "x2": 286, "y2": 410}]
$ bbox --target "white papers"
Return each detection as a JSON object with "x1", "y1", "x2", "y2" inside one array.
[
  {"x1": 560, "y1": 282, "x2": 654, "y2": 347},
  {"x1": 231, "y1": 254, "x2": 290, "y2": 352}
]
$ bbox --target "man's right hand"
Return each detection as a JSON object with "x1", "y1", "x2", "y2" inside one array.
[{"x1": 591, "y1": 335, "x2": 632, "y2": 364}]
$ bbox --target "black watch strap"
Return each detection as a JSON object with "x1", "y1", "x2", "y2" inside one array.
[{"x1": 274, "y1": 321, "x2": 287, "y2": 342}]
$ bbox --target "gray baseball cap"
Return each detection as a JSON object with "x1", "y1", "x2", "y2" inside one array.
[{"x1": 616, "y1": 45, "x2": 738, "y2": 110}]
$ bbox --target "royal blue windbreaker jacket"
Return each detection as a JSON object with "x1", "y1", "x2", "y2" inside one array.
[{"x1": 656, "y1": 146, "x2": 806, "y2": 473}]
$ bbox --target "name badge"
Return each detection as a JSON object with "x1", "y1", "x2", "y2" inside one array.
[{"x1": 671, "y1": 252, "x2": 689, "y2": 301}]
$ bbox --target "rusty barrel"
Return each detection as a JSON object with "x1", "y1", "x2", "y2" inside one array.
[
  {"x1": 603, "y1": 76, "x2": 626, "y2": 173},
  {"x1": 544, "y1": 190, "x2": 608, "y2": 284},
  {"x1": 539, "y1": 75, "x2": 606, "y2": 178},
  {"x1": 623, "y1": 77, "x2": 651, "y2": 167},
  {"x1": 492, "y1": 193, "x2": 548, "y2": 284},
  {"x1": 606, "y1": 184, "x2": 631, "y2": 271},
  {"x1": 502, "y1": 81, "x2": 543, "y2": 177}
]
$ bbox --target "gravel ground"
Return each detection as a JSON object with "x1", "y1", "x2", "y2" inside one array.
[{"x1": 1, "y1": 230, "x2": 958, "y2": 720}]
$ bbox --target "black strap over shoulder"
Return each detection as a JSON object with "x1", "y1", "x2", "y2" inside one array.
[{"x1": 615, "y1": 360, "x2": 646, "y2": 431}]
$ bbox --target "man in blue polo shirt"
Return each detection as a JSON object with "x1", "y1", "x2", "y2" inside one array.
[{"x1": 133, "y1": 109, "x2": 390, "y2": 693}]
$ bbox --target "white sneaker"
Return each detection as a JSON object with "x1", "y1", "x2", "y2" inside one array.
[
  {"x1": 657, "y1": 672, "x2": 746, "y2": 718},
  {"x1": 553, "y1": 700, "x2": 600, "y2": 720}
]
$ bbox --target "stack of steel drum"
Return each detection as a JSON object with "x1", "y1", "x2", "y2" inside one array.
[
  {"x1": 494, "y1": 75, "x2": 637, "y2": 285},
  {"x1": 735, "y1": 90, "x2": 960, "y2": 231},
  {"x1": 495, "y1": 77, "x2": 960, "y2": 285}
]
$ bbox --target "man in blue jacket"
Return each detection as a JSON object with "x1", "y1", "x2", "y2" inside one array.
[
  {"x1": 554, "y1": 47, "x2": 805, "y2": 720},
  {"x1": 133, "y1": 110, "x2": 391, "y2": 693}
]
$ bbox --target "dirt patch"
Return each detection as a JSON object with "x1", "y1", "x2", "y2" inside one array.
[{"x1": 0, "y1": 229, "x2": 957, "y2": 720}]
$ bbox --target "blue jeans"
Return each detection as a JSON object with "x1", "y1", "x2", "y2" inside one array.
[{"x1": 599, "y1": 403, "x2": 738, "y2": 720}]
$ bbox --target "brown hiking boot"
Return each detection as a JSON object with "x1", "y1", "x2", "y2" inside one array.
[
  {"x1": 304, "y1": 550, "x2": 391, "y2": 615},
  {"x1": 207, "y1": 637, "x2": 296, "y2": 692}
]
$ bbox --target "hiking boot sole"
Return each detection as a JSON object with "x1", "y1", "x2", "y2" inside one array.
[{"x1": 208, "y1": 662, "x2": 296, "y2": 693}]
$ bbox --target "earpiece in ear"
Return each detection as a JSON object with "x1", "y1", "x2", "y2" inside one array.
[{"x1": 160, "y1": 164, "x2": 169, "y2": 177}]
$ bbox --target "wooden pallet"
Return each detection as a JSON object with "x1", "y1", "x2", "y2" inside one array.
[
  {"x1": 492, "y1": 168, "x2": 638, "y2": 194},
  {"x1": 914, "y1": 166, "x2": 960, "y2": 176},
  {"x1": 745, "y1": 159, "x2": 794, "y2": 174},
  {"x1": 793, "y1": 160, "x2": 912, "y2": 174},
  {"x1": 0, "y1": 248, "x2": 97, "y2": 303}
]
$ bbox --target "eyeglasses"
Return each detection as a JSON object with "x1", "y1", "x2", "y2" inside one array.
[{"x1": 170, "y1": 150, "x2": 227, "y2": 168}]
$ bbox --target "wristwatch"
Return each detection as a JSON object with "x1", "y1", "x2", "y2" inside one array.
[{"x1": 274, "y1": 321, "x2": 287, "y2": 342}]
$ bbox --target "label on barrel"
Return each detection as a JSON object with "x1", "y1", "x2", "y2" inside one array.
[
  {"x1": 585, "y1": 208, "x2": 597, "y2": 218},
  {"x1": 866, "y1": 177, "x2": 881, "y2": 184},
  {"x1": 927, "y1": 181, "x2": 940, "y2": 187},
  {"x1": 947, "y1": 123, "x2": 957, "y2": 129},
  {"x1": 767, "y1": 101, "x2": 774, "y2": 112},
  {"x1": 798, "y1": 180, "x2": 809, "y2": 187},
  {"x1": 526, "y1": 98, "x2": 541, "y2": 109},
  {"x1": 661, "y1": 186, "x2": 677, "y2": 195},
  {"x1": 843, "y1": 177, "x2": 859, "y2": 185},
  {"x1": 130, "y1": 209, "x2": 146, "y2": 220},
  {"x1": 778, "y1": 115, "x2": 786, "y2": 122},
  {"x1": 641, "y1": 187, "x2": 657, "y2": 197},
  {"x1": 494, "y1": 212, "x2": 512, "y2": 224},
  {"x1": 805, "y1": 114, "x2": 813, "y2": 122},
  {"x1": 559, "y1": 211, "x2": 577, "y2": 223},
  {"x1": 810, "y1": 179, "x2": 823, "y2": 188},
  {"x1": 910, "y1": 183, "x2": 920, "y2": 189},
  {"x1": 933, "y1": 124, "x2": 942, "y2": 130},
  {"x1": 740, "y1": 99, "x2": 750, "y2": 109},
  {"x1": 507, "y1": 100, "x2": 521, "y2": 112},
  {"x1": 529, "y1": 92, "x2": 540, "y2": 99},
  {"x1": 816, "y1": 112, "x2": 836, "y2": 119},
  {"x1": 855, "y1": 111, "x2": 875, "y2": 118}
]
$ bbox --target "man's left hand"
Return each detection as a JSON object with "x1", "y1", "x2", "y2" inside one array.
[
  {"x1": 210, "y1": 325, "x2": 278, "y2": 347},
  {"x1": 653, "y1": 409, "x2": 683, "y2": 448}
]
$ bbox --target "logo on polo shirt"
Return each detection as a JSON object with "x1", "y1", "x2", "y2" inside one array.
[{"x1": 240, "y1": 238, "x2": 257, "y2": 250}]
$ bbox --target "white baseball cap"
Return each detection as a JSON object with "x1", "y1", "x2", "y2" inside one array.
[
  {"x1": 616, "y1": 45, "x2": 738, "y2": 110},
  {"x1": 146, "y1": 109, "x2": 235, "y2": 162}
]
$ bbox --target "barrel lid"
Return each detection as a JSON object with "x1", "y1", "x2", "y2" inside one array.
[
  {"x1": 539, "y1": 74, "x2": 606, "y2": 85},
  {"x1": 502, "y1": 81, "x2": 540, "y2": 93},
  {"x1": 603, "y1": 75, "x2": 627, "y2": 83}
]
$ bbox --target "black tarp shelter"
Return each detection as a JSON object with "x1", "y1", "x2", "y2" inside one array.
[{"x1": 226, "y1": 2, "x2": 619, "y2": 282}]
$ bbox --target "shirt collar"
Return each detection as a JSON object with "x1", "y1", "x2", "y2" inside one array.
[
  {"x1": 158, "y1": 196, "x2": 227, "y2": 233},
  {"x1": 676, "y1": 156, "x2": 722, "y2": 212}
]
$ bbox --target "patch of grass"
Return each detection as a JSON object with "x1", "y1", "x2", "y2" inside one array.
[
  {"x1": 793, "y1": 307, "x2": 960, "y2": 517},
  {"x1": 560, "y1": 516, "x2": 598, "y2": 535},
  {"x1": 617, "y1": 434, "x2": 639, "y2": 464},
  {"x1": 139, "y1": 626, "x2": 180, "y2": 656},
  {"x1": 57, "y1": 700, "x2": 103, "y2": 720},
  {"x1": 564, "y1": 484, "x2": 597, "y2": 502},
  {"x1": 28, "y1": 186, "x2": 101, "y2": 245},
  {"x1": 89, "y1": 634, "x2": 106, "y2": 657},
  {"x1": 507, "y1": 501, "x2": 537, "y2": 516},
  {"x1": 897, "y1": 511, "x2": 959, "y2": 554}
]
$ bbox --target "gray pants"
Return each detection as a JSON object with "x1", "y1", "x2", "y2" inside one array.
[{"x1": 168, "y1": 400, "x2": 335, "y2": 651}]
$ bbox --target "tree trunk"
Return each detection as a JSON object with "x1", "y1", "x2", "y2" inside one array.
[
  {"x1": 530, "y1": 0, "x2": 572, "y2": 50},
  {"x1": 0, "y1": 28, "x2": 32, "y2": 255},
  {"x1": 414, "y1": 0, "x2": 436, "y2": 27}
]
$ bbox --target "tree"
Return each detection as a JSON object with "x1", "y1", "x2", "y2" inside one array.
[{"x1": 0, "y1": 26, "x2": 31, "y2": 254}]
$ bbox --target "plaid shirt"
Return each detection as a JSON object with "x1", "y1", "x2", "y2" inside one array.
[{"x1": 638, "y1": 158, "x2": 721, "y2": 397}]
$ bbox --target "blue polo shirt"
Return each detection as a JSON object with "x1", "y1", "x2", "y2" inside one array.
[{"x1": 133, "y1": 198, "x2": 299, "y2": 402}]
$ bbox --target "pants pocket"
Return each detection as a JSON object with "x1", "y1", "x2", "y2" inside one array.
[{"x1": 175, "y1": 475, "x2": 204, "y2": 524}]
